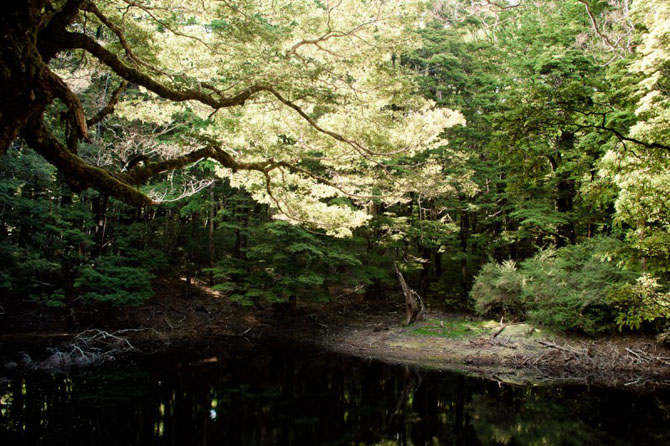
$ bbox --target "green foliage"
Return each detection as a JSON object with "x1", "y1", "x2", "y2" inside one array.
[
  {"x1": 0, "y1": 146, "x2": 169, "y2": 309},
  {"x1": 0, "y1": 146, "x2": 92, "y2": 305},
  {"x1": 211, "y1": 221, "x2": 362, "y2": 306},
  {"x1": 608, "y1": 274, "x2": 670, "y2": 331},
  {"x1": 521, "y1": 239, "x2": 637, "y2": 335},
  {"x1": 3, "y1": 0, "x2": 670, "y2": 334},
  {"x1": 472, "y1": 238, "x2": 641, "y2": 335},
  {"x1": 74, "y1": 256, "x2": 154, "y2": 306},
  {"x1": 470, "y1": 261, "x2": 525, "y2": 320}
]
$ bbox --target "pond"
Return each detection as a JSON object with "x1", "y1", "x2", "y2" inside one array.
[{"x1": 1, "y1": 347, "x2": 669, "y2": 445}]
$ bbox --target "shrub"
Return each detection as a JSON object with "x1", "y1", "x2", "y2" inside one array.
[
  {"x1": 470, "y1": 260, "x2": 525, "y2": 320},
  {"x1": 470, "y1": 237, "x2": 645, "y2": 335},
  {"x1": 520, "y1": 239, "x2": 637, "y2": 335},
  {"x1": 608, "y1": 274, "x2": 670, "y2": 331}
]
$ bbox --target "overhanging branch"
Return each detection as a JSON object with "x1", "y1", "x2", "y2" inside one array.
[
  {"x1": 23, "y1": 118, "x2": 155, "y2": 206},
  {"x1": 572, "y1": 122, "x2": 670, "y2": 152},
  {"x1": 63, "y1": 31, "x2": 270, "y2": 109},
  {"x1": 123, "y1": 136, "x2": 375, "y2": 200},
  {"x1": 62, "y1": 32, "x2": 391, "y2": 161}
]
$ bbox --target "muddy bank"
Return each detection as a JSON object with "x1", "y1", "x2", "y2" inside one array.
[
  {"x1": 293, "y1": 311, "x2": 670, "y2": 389},
  {"x1": 2, "y1": 278, "x2": 670, "y2": 390},
  {"x1": 266, "y1": 293, "x2": 670, "y2": 390}
]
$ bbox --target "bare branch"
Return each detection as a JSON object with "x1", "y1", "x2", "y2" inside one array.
[
  {"x1": 150, "y1": 177, "x2": 215, "y2": 203},
  {"x1": 87, "y1": 80, "x2": 128, "y2": 126}
]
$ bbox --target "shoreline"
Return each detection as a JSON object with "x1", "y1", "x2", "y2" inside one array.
[{"x1": 1, "y1": 279, "x2": 669, "y2": 390}]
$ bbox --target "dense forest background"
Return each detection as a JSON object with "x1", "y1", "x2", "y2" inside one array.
[{"x1": 2, "y1": 0, "x2": 670, "y2": 337}]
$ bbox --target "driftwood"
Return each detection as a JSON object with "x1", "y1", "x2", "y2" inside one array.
[
  {"x1": 33, "y1": 329, "x2": 142, "y2": 370},
  {"x1": 394, "y1": 262, "x2": 425, "y2": 325},
  {"x1": 515, "y1": 339, "x2": 670, "y2": 387}
]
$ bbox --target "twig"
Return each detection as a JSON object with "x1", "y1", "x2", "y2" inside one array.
[
  {"x1": 625, "y1": 348, "x2": 646, "y2": 362},
  {"x1": 539, "y1": 341, "x2": 575, "y2": 353}
]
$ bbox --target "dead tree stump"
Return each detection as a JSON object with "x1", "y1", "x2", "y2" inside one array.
[{"x1": 394, "y1": 262, "x2": 426, "y2": 325}]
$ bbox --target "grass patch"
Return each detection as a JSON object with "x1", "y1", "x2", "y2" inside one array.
[{"x1": 410, "y1": 319, "x2": 495, "y2": 339}]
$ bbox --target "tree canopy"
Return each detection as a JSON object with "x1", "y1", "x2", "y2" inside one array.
[
  {"x1": 2, "y1": 0, "x2": 670, "y2": 336},
  {"x1": 1, "y1": 0, "x2": 464, "y2": 235}
]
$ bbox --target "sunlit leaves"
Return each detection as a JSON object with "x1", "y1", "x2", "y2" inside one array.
[{"x1": 87, "y1": 0, "x2": 466, "y2": 233}]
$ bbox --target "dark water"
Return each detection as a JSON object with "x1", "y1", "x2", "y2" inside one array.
[{"x1": 1, "y1": 348, "x2": 669, "y2": 446}]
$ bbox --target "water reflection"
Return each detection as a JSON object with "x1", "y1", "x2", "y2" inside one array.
[{"x1": 1, "y1": 349, "x2": 669, "y2": 445}]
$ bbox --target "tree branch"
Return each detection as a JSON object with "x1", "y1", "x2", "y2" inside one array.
[
  {"x1": 119, "y1": 0, "x2": 216, "y2": 52},
  {"x1": 38, "y1": 0, "x2": 87, "y2": 59},
  {"x1": 572, "y1": 122, "x2": 670, "y2": 152},
  {"x1": 123, "y1": 136, "x2": 374, "y2": 200},
  {"x1": 62, "y1": 32, "x2": 389, "y2": 162},
  {"x1": 80, "y1": 2, "x2": 174, "y2": 77},
  {"x1": 266, "y1": 87, "x2": 371, "y2": 156},
  {"x1": 23, "y1": 118, "x2": 155, "y2": 206},
  {"x1": 62, "y1": 31, "x2": 269, "y2": 109},
  {"x1": 483, "y1": 0, "x2": 521, "y2": 11},
  {"x1": 123, "y1": 147, "x2": 215, "y2": 184},
  {"x1": 87, "y1": 80, "x2": 128, "y2": 126},
  {"x1": 576, "y1": 0, "x2": 618, "y2": 53},
  {"x1": 46, "y1": 64, "x2": 90, "y2": 142}
]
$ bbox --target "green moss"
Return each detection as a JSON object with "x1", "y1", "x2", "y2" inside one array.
[{"x1": 410, "y1": 319, "x2": 494, "y2": 339}]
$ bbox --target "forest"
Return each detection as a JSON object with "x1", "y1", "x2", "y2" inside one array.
[
  {"x1": 3, "y1": 1, "x2": 670, "y2": 444},
  {"x1": 3, "y1": 0, "x2": 670, "y2": 337}
]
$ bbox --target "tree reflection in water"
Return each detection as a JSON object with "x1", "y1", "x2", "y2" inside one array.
[{"x1": 1, "y1": 350, "x2": 669, "y2": 445}]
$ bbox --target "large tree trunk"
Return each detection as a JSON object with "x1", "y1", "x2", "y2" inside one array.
[
  {"x1": 208, "y1": 188, "x2": 216, "y2": 285},
  {"x1": 460, "y1": 206, "x2": 470, "y2": 298},
  {"x1": 0, "y1": 1, "x2": 54, "y2": 155},
  {"x1": 0, "y1": 1, "x2": 154, "y2": 207},
  {"x1": 552, "y1": 132, "x2": 577, "y2": 247}
]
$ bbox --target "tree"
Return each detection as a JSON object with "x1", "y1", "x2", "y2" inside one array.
[
  {"x1": 403, "y1": 20, "x2": 502, "y2": 300},
  {"x1": 596, "y1": 0, "x2": 670, "y2": 275},
  {"x1": 210, "y1": 221, "x2": 362, "y2": 308},
  {"x1": 1, "y1": 0, "x2": 464, "y2": 236}
]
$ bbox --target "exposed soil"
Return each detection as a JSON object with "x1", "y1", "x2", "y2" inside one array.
[
  {"x1": 275, "y1": 291, "x2": 670, "y2": 390},
  {"x1": 1, "y1": 277, "x2": 670, "y2": 390}
]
